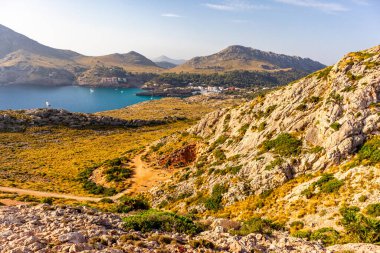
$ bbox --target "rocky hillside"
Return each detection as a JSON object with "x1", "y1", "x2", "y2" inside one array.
[
  {"x1": 171, "y1": 45, "x2": 325, "y2": 73},
  {"x1": 149, "y1": 45, "x2": 380, "y2": 245},
  {"x1": 0, "y1": 108, "x2": 184, "y2": 132},
  {"x1": 0, "y1": 24, "x2": 163, "y2": 86},
  {"x1": 3, "y1": 204, "x2": 372, "y2": 253}
]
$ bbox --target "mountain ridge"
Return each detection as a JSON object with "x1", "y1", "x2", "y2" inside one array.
[{"x1": 171, "y1": 45, "x2": 325, "y2": 73}]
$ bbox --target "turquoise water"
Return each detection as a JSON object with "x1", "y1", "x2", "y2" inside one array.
[{"x1": 0, "y1": 85, "x2": 160, "y2": 113}]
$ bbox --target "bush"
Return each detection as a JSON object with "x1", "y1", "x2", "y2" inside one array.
[
  {"x1": 213, "y1": 148, "x2": 226, "y2": 162},
  {"x1": 265, "y1": 157, "x2": 284, "y2": 170},
  {"x1": 310, "y1": 227, "x2": 340, "y2": 246},
  {"x1": 115, "y1": 196, "x2": 150, "y2": 213},
  {"x1": 340, "y1": 206, "x2": 380, "y2": 243},
  {"x1": 301, "y1": 174, "x2": 343, "y2": 198},
  {"x1": 314, "y1": 174, "x2": 344, "y2": 193},
  {"x1": 123, "y1": 209, "x2": 202, "y2": 235},
  {"x1": 358, "y1": 137, "x2": 380, "y2": 165},
  {"x1": 41, "y1": 197, "x2": 53, "y2": 205},
  {"x1": 292, "y1": 230, "x2": 311, "y2": 239},
  {"x1": 262, "y1": 133, "x2": 302, "y2": 157},
  {"x1": 205, "y1": 184, "x2": 228, "y2": 211},
  {"x1": 190, "y1": 239, "x2": 215, "y2": 249},
  {"x1": 330, "y1": 122, "x2": 341, "y2": 131},
  {"x1": 232, "y1": 217, "x2": 283, "y2": 236},
  {"x1": 296, "y1": 104, "x2": 307, "y2": 111},
  {"x1": 366, "y1": 203, "x2": 380, "y2": 217},
  {"x1": 105, "y1": 166, "x2": 133, "y2": 182}
]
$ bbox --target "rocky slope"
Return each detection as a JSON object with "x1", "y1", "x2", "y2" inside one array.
[
  {"x1": 149, "y1": 46, "x2": 380, "y2": 234},
  {"x1": 171, "y1": 45, "x2": 325, "y2": 73},
  {"x1": 0, "y1": 108, "x2": 184, "y2": 132},
  {"x1": 0, "y1": 204, "x2": 339, "y2": 252}
]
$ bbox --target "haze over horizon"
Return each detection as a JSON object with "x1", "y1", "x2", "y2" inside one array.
[{"x1": 1, "y1": 0, "x2": 379, "y2": 65}]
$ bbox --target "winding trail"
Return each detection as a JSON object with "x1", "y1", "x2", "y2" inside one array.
[{"x1": 0, "y1": 151, "x2": 173, "y2": 202}]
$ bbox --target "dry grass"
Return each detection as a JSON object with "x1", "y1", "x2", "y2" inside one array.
[{"x1": 0, "y1": 97, "x2": 239, "y2": 196}]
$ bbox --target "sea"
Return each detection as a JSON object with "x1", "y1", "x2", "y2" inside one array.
[{"x1": 0, "y1": 85, "x2": 160, "y2": 113}]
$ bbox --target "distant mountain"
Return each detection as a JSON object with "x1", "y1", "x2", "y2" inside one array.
[
  {"x1": 0, "y1": 24, "x2": 163, "y2": 86},
  {"x1": 0, "y1": 24, "x2": 80, "y2": 60},
  {"x1": 171, "y1": 45, "x2": 325, "y2": 73},
  {"x1": 153, "y1": 55, "x2": 186, "y2": 65},
  {"x1": 154, "y1": 61, "x2": 177, "y2": 69}
]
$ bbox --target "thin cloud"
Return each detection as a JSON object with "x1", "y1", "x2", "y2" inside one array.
[
  {"x1": 274, "y1": 0, "x2": 349, "y2": 13},
  {"x1": 161, "y1": 13, "x2": 182, "y2": 18},
  {"x1": 203, "y1": 1, "x2": 270, "y2": 11}
]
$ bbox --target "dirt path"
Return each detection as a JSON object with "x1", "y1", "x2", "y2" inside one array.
[
  {"x1": 111, "y1": 152, "x2": 173, "y2": 198},
  {"x1": 0, "y1": 186, "x2": 102, "y2": 202},
  {"x1": 0, "y1": 151, "x2": 174, "y2": 202}
]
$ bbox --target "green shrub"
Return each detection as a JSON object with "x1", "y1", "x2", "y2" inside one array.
[
  {"x1": 258, "y1": 122, "x2": 267, "y2": 131},
  {"x1": 264, "y1": 105, "x2": 277, "y2": 117},
  {"x1": 41, "y1": 197, "x2": 53, "y2": 205},
  {"x1": 100, "y1": 198, "x2": 114, "y2": 203},
  {"x1": 301, "y1": 174, "x2": 343, "y2": 198},
  {"x1": 190, "y1": 239, "x2": 215, "y2": 249},
  {"x1": 317, "y1": 66, "x2": 333, "y2": 80},
  {"x1": 340, "y1": 206, "x2": 380, "y2": 243},
  {"x1": 358, "y1": 195, "x2": 368, "y2": 202},
  {"x1": 310, "y1": 227, "x2": 340, "y2": 246},
  {"x1": 328, "y1": 91, "x2": 343, "y2": 104},
  {"x1": 296, "y1": 104, "x2": 307, "y2": 111},
  {"x1": 105, "y1": 166, "x2": 133, "y2": 182},
  {"x1": 238, "y1": 124, "x2": 250, "y2": 136},
  {"x1": 265, "y1": 157, "x2": 284, "y2": 170},
  {"x1": 262, "y1": 133, "x2": 302, "y2": 157},
  {"x1": 366, "y1": 203, "x2": 380, "y2": 217},
  {"x1": 330, "y1": 122, "x2": 341, "y2": 131},
  {"x1": 290, "y1": 220, "x2": 305, "y2": 230},
  {"x1": 213, "y1": 148, "x2": 226, "y2": 162},
  {"x1": 210, "y1": 135, "x2": 228, "y2": 150},
  {"x1": 292, "y1": 230, "x2": 311, "y2": 239},
  {"x1": 205, "y1": 184, "x2": 228, "y2": 211},
  {"x1": 314, "y1": 174, "x2": 344, "y2": 193},
  {"x1": 123, "y1": 209, "x2": 202, "y2": 235},
  {"x1": 358, "y1": 137, "x2": 380, "y2": 165},
  {"x1": 232, "y1": 217, "x2": 283, "y2": 236},
  {"x1": 115, "y1": 196, "x2": 150, "y2": 213}
]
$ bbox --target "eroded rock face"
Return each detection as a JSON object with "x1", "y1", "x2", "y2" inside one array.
[
  {"x1": 159, "y1": 144, "x2": 197, "y2": 168},
  {"x1": 150, "y1": 45, "x2": 380, "y2": 209}
]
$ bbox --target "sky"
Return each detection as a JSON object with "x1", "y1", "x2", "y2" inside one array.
[{"x1": 0, "y1": 0, "x2": 379, "y2": 65}]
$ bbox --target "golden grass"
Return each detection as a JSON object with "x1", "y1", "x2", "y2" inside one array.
[{"x1": 0, "y1": 97, "x2": 240, "y2": 196}]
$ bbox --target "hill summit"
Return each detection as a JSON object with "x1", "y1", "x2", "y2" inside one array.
[{"x1": 171, "y1": 45, "x2": 325, "y2": 73}]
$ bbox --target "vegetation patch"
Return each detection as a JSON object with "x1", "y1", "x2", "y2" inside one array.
[
  {"x1": 310, "y1": 227, "x2": 340, "y2": 246},
  {"x1": 340, "y1": 206, "x2": 380, "y2": 243},
  {"x1": 123, "y1": 209, "x2": 202, "y2": 235},
  {"x1": 357, "y1": 137, "x2": 380, "y2": 165},
  {"x1": 78, "y1": 165, "x2": 117, "y2": 196},
  {"x1": 205, "y1": 184, "x2": 228, "y2": 211},
  {"x1": 114, "y1": 195, "x2": 150, "y2": 213},
  {"x1": 366, "y1": 203, "x2": 380, "y2": 217},
  {"x1": 301, "y1": 174, "x2": 344, "y2": 198},
  {"x1": 330, "y1": 122, "x2": 341, "y2": 131},
  {"x1": 261, "y1": 133, "x2": 302, "y2": 157},
  {"x1": 231, "y1": 217, "x2": 283, "y2": 236}
]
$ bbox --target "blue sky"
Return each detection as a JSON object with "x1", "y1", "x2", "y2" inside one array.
[{"x1": 0, "y1": 0, "x2": 379, "y2": 64}]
